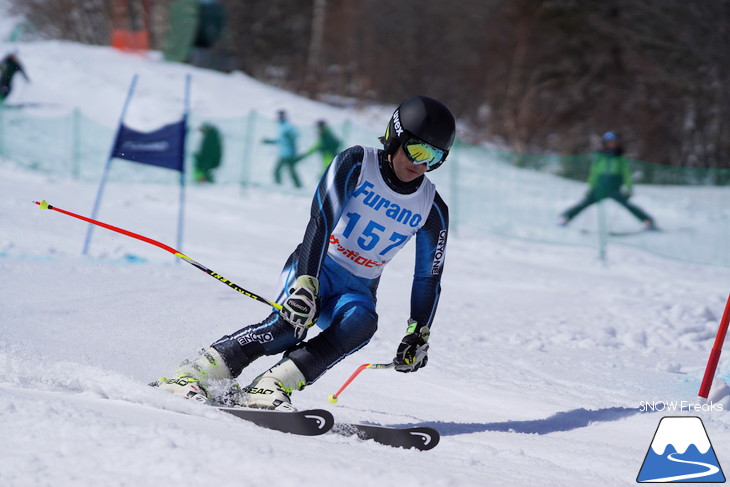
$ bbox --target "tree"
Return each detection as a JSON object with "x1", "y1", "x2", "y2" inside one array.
[{"x1": 8, "y1": 0, "x2": 730, "y2": 168}]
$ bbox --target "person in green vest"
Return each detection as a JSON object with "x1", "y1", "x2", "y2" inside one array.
[
  {"x1": 0, "y1": 52, "x2": 30, "y2": 104},
  {"x1": 193, "y1": 123, "x2": 223, "y2": 183},
  {"x1": 301, "y1": 120, "x2": 342, "y2": 175},
  {"x1": 560, "y1": 132, "x2": 657, "y2": 229}
]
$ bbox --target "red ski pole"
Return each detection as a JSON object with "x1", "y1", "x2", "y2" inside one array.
[
  {"x1": 33, "y1": 200, "x2": 282, "y2": 311},
  {"x1": 327, "y1": 344, "x2": 428, "y2": 404},
  {"x1": 328, "y1": 362, "x2": 395, "y2": 404},
  {"x1": 698, "y1": 294, "x2": 730, "y2": 398}
]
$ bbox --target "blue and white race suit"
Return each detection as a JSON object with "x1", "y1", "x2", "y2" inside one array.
[{"x1": 212, "y1": 146, "x2": 449, "y2": 384}]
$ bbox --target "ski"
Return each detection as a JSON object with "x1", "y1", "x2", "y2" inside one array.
[
  {"x1": 219, "y1": 404, "x2": 440, "y2": 449},
  {"x1": 217, "y1": 406, "x2": 335, "y2": 436},
  {"x1": 332, "y1": 423, "x2": 440, "y2": 450}
]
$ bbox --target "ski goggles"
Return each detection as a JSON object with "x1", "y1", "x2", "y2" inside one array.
[{"x1": 402, "y1": 138, "x2": 447, "y2": 169}]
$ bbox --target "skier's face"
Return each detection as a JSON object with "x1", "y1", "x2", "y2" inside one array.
[{"x1": 391, "y1": 147, "x2": 427, "y2": 182}]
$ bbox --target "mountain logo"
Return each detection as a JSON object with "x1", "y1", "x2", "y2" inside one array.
[{"x1": 637, "y1": 416, "x2": 725, "y2": 483}]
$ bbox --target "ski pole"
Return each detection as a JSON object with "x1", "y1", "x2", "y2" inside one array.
[
  {"x1": 33, "y1": 200, "x2": 282, "y2": 311},
  {"x1": 327, "y1": 344, "x2": 428, "y2": 404},
  {"x1": 327, "y1": 362, "x2": 394, "y2": 404},
  {"x1": 699, "y1": 294, "x2": 730, "y2": 398}
]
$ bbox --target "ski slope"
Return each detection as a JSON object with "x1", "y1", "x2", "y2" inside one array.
[{"x1": 2, "y1": 29, "x2": 730, "y2": 487}]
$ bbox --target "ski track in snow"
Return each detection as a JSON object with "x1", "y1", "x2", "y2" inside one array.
[{"x1": 1, "y1": 24, "x2": 729, "y2": 487}]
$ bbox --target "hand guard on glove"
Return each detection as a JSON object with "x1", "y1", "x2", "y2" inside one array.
[
  {"x1": 394, "y1": 320, "x2": 430, "y2": 373},
  {"x1": 280, "y1": 275, "x2": 319, "y2": 340}
]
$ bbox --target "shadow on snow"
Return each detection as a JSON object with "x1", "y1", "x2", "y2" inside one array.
[{"x1": 398, "y1": 407, "x2": 638, "y2": 437}]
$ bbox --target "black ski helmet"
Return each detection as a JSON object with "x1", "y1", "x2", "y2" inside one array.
[{"x1": 382, "y1": 96, "x2": 456, "y2": 171}]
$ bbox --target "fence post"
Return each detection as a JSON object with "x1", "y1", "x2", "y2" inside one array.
[
  {"x1": 0, "y1": 106, "x2": 5, "y2": 158},
  {"x1": 597, "y1": 200, "x2": 608, "y2": 263},
  {"x1": 449, "y1": 142, "x2": 459, "y2": 237},
  {"x1": 341, "y1": 119, "x2": 352, "y2": 148},
  {"x1": 241, "y1": 109, "x2": 256, "y2": 194},
  {"x1": 72, "y1": 108, "x2": 81, "y2": 179}
]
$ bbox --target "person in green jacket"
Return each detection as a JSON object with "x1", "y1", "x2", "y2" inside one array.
[
  {"x1": 300, "y1": 120, "x2": 342, "y2": 174},
  {"x1": 194, "y1": 123, "x2": 223, "y2": 183},
  {"x1": 560, "y1": 132, "x2": 657, "y2": 229},
  {"x1": 0, "y1": 52, "x2": 30, "y2": 104}
]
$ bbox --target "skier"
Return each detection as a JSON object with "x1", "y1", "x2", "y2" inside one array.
[
  {"x1": 264, "y1": 110, "x2": 302, "y2": 188},
  {"x1": 157, "y1": 96, "x2": 455, "y2": 411},
  {"x1": 0, "y1": 52, "x2": 30, "y2": 104},
  {"x1": 559, "y1": 131, "x2": 657, "y2": 229},
  {"x1": 301, "y1": 119, "x2": 342, "y2": 174}
]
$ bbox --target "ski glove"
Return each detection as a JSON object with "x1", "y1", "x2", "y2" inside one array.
[
  {"x1": 280, "y1": 275, "x2": 319, "y2": 339},
  {"x1": 394, "y1": 320, "x2": 430, "y2": 373}
]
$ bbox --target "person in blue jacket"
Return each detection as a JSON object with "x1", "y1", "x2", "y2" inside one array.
[
  {"x1": 264, "y1": 110, "x2": 302, "y2": 188},
  {"x1": 157, "y1": 96, "x2": 455, "y2": 410}
]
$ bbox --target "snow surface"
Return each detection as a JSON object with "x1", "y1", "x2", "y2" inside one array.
[{"x1": 2, "y1": 22, "x2": 730, "y2": 487}]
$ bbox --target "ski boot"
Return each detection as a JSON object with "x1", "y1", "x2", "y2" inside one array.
[
  {"x1": 156, "y1": 347, "x2": 232, "y2": 403},
  {"x1": 241, "y1": 359, "x2": 306, "y2": 411}
]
